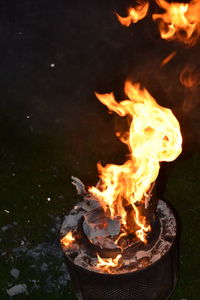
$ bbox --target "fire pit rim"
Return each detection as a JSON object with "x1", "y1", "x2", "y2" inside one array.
[
  {"x1": 62, "y1": 199, "x2": 177, "y2": 277},
  {"x1": 65, "y1": 233, "x2": 177, "y2": 278}
]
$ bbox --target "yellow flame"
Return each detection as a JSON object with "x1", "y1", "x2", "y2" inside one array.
[
  {"x1": 89, "y1": 81, "x2": 182, "y2": 243},
  {"x1": 132, "y1": 202, "x2": 151, "y2": 243},
  {"x1": 97, "y1": 253, "x2": 122, "y2": 273},
  {"x1": 153, "y1": 0, "x2": 200, "y2": 45},
  {"x1": 61, "y1": 231, "x2": 75, "y2": 248},
  {"x1": 116, "y1": 1, "x2": 149, "y2": 27}
]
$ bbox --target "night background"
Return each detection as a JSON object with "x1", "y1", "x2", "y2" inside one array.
[{"x1": 0, "y1": 0, "x2": 200, "y2": 299}]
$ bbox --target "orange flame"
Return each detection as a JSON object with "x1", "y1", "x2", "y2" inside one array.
[
  {"x1": 153, "y1": 0, "x2": 200, "y2": 45},
  {"x1": 97, "y1": 253, "x2": 122, "y2": 273},
  {"x1": 180, "y1": 65, "x2": 200, "y2": 89},
  {"x1": 161, "y1": 51, "x2": 177, "y2": 67},
  {"x1": 61, "y1": 231, "x2": 75, "y2": 248},
  {"x1": 116, "y1": 1, "x2": 149, "y2": 27},
  {"x1": 132, "y1": 203, "x2": 151, "y2": 243},
  {"x1": 89, "y1": 81, "x2": 182, "y2": 243}
]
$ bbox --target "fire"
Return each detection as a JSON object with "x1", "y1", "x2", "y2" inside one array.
[
  {"x1": 61, "y1": 231, "x2": 75, "y2": 248},
  {"x1": 153, "y1": 0, "x2": 200, "y2": 45},
  {"x1": 180, "y1": 65, "x2": 200, "y2": 89},
  {"x1": 96, "y1": 253, "x2": 122, "y2": 273},
  {"x1": 89, "y1": 81, "x2": 182, "y2": 244},
  {"x1": 161, "y1": 51, "x2": 177, "y2": 67},
  {"x1": 132, "y1": 203, "x2": 151, "y2": 242},
  {"x1": 116, "y1": 1, "x2": 149, "y2": 27}
]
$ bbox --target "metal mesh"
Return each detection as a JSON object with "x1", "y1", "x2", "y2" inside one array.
[{"x1": 66, "y1": 239, "x2": 178, "y2": 300}]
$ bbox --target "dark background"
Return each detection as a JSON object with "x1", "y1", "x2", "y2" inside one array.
[{"x1": 0, "y1": 0, "x2": 200, "y2": 298}]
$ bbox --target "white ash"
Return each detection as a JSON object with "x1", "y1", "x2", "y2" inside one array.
[
  {"x1": 29, "y1": 279, "x2": 40, "y2": 289},
  {"x1": 60, "y1": 211, "x2": 84, "y2": 236},
  {"x1": 6, "y1": 284, "x2": 28, "y2": 297},
  {"x1": 1, "y1": 224, "x2": 13, "y2": 232},
  {"x1": 2, "y1": 215, "x2": 70, "y2": 296},
  {"x1": 10, "y1": 268, "x2": 20, "y2": 279},
  {"x1": 135, "y1": 250, "x2": 152, "y2": 260},
  {"x1": 150, "y1": 253, "x2": 161, "y2": 263},
  {"x1": 71, "y1": 176, "x2": 86, "y2": 195},
  {"x1": 71, "y1": 176, "x2": 101, "y2": 205},
  {"x1": 79, "y1": 198, "x2": 100, "y2": 212},
  {"x1": 83, "y1": 207, "x2": 120, "y2": 244},
  {"x1": 107, "y1": 218, "x2": 121, "y2": 236},
  {"x1": 60, "y1": 196, "x2": 100, "y2": 236},
  {"x1": 41, "y1": 263, "x2": 48, "y2": 272},
  {"x1": 96, "y1": 237, "x2": 118, "y2": 249},
  {"x1": 61, "y1": 211, "x2": 84, "y2": 232},
  {"x1": 74, "y1": 252, "x2": 90, "y2": 267},
  {"x1": 158, "y1": 200, "x2": 176, "y2": 237}
]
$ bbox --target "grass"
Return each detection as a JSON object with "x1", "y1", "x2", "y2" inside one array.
[{"x1": 165, "y1": 153, "x2": 200, "y2": 300}]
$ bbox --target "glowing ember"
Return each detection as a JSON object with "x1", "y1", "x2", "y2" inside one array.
[
  {"x1": 61, "y1": 231, "x2": 75, "y2": 248},
  {"x1": 153, "y1": 0, "x2": 200, "y2": 45},
  {"x1": 96, "y1": 253, "x2": 122, "y2": 273},
  {"x1": 116, "y1": 0, "x2": 149, "y2": 27},
  {"x1": 89, "y1": 81, "x2": 182, "y2": 244},
  {"x1": 161, "y1": 51, "x2": 177, "y2": 67}
]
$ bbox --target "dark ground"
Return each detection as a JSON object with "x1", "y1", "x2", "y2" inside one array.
[{"x1": 0, "y1": 0, "x2": 200, "y2": 299}]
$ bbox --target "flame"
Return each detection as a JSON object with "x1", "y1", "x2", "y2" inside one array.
[
  {"x1": 89, "y1": 81, "x2": 182, "y2": 244},
  {"x1": 97, "y1": 253, "x2": 122, "y2": 273},
  {"x1": 116, "y1": 1, "x2": 149, "y2": 27},
  {"x1": 153, "y1": 0, "x2": 200, "y2": 45},
  {"x1": 61, "y1": 231, "x2": 75, "y2": 248},
  {"x1": 180, "y1": 65, "x2": 200, "y2": 89},
  {"x1": 132, "y1": 202, "x2": 151, "y2": 243},
  {"x1": 161, "y1": 51, "x2": 177, "y2": 67},
  {"x1": 114, "y1": 232, "x2": 127, "y2": 245}
]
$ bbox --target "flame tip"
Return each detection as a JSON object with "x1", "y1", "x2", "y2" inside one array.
[{"x1": 91, "y1": 81, "x2": 182, "y2": 246}]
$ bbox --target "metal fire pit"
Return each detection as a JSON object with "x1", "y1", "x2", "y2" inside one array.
[{"x1": 61, "y1": 200, "x2": 178, "y2": 300}]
